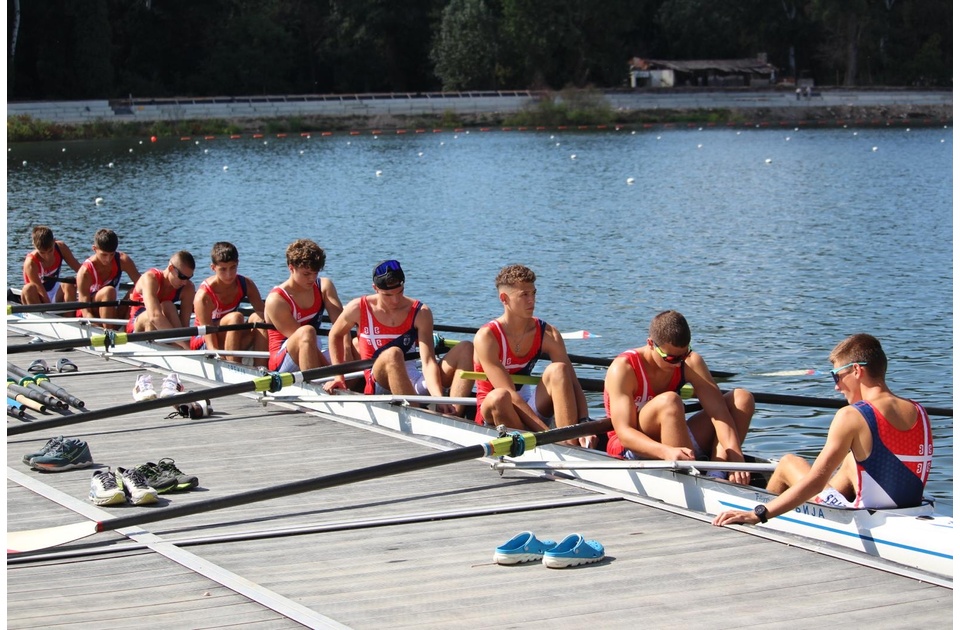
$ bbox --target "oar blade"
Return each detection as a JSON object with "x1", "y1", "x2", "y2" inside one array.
[{"x1": 7, "y1": 520, "x2": 99, "y2": 555}]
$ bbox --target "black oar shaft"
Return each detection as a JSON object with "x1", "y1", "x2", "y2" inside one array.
[
  {"x1": 6, "y1": 322, "x2": 275, "y2": 354},
  {"x1": 99, "y1": 419, "x2": 611, "y2": 533},
  {"x1": 8, "y1": 366, "x2": 85, "y2": 409},
  {"x1": 6, "y1": 357, "x2": 381, "y2": 436},
  {"x1": 749, "y1": 391, "x2": 952, "y2": 418},
  {"x1": 7, "y1": 299, "x2": 141, "y2": 314}
]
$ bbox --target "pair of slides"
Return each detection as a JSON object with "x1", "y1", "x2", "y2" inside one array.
[
  {"x1": 494, "y1": 531, "x2": 604, "y2": 568},
  {"x1": 28, "y1": 358, "x2": 78, "y2": 374}
]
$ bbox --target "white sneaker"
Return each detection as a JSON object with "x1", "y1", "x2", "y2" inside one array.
[
  {"x1": 159, "y1": 373, "x2": 183, "y2": 398},
  {"x1": 118, "y1": 467, "x2": 159, "y2": 505},
  {"x1": 132, "y1": 374, "x2": 157, "y2": 401},
  {"x1": 89, "y1": 469, "x2": 125, "y2": 505}
]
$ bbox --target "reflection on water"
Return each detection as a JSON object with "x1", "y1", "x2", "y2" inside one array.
[{"x1": 7, "y1": 127, "x2": 953, "y2": 509}]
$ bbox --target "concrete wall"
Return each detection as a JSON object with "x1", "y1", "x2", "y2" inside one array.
[{"x1": 6, "y1": 90, "x2": 952, "y2": 125}]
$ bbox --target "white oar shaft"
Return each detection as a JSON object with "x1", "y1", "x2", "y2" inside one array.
[
  {"x1": 493, "y1": 460, "x2": 778, "y2": 472},
  {"x1": 6, "y1": 317, "x2": 128, "y2": 326},
  {"x1": 263, "y1": 394, "x2": 477, "y2": 406},
  {"x1": 102, "y1": 349, "x2": 270, "y2": 358}
]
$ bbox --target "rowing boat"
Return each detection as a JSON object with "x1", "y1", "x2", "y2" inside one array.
[{"x1": 6, "y1": 311, "x2": 953, "y2": 586}]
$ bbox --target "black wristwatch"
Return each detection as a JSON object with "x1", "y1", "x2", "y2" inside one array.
[{"x1": 754, "y1": 504, "x2": 769, "y2": 523}]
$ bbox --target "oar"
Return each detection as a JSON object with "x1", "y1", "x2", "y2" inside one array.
[
  {"x1": 457, "y1": 370, "x2": 687, "y2": 397},
  {"x1": 6, "y1": 355, "x2": 399, "y2": 436},
  {"x1": 746, "y1": 390, "x2": 953, "y2": 417},
  {"x1": 7, "y1": 322, "x2": 273, "y2": 354},
  {"x1": 8, "y1": 365, "x2": 85, "y2": 410},
  {"x1": 7, "y1": 299, "x2": 142, "y2": 315},
  {"x1": 264, "y1": 393, "x2": 477, "y2": 407},
  {"x1": 439, "y1": 339, "x2": 735, "y2": 379},
  {"x1": 6, "y1": 379, "x2": 62, "y2": 409},
  {"x1": 7, "y1": 397, "x2": 26, "y2": 418},
  {"x1": 492, "y1": 460, "x2": 778, "y2": 472},
  {"x1": 6, "y1": 418, "x2": 612, "y2": 554}
]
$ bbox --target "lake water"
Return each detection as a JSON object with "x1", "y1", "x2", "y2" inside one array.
[{"x1": 6, "y1": 126, "x2": 954, "y2": 510}]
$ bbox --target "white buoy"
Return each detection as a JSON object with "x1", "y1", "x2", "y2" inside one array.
[
  {"x1": 107, "y1": 162, "x2": 114, "y2": 168},
  {"x1": 656, "y1": 136, "x2": 661, "y2": 140},
  {"x1": 62, "y1": 148, "x2": 66, "y2": 152},
  {"x1": 95, "y1": 197, "x2": 104, "y2": 205},
  {"x1": 203, "y1": 149, "x2": 209, "y2": 154},
  {"x1": 223, "y1": 165, "x2": 229, "y2": 171},
  {"x1": 626, "y1": 177, "x2": 635, "y2": 185},
  {"x1": 570, "y1": 154, "x2": 576, "y2": 160},
  {"x1": 375, "y1": 170, "x2": 383, "y2": 177},
  {"x1": 129, "y1": 148, "x2": 134, "y2": 153},
  {"x1": 299, "y1": 150, "x2": 304, "y2": 155},
  {"x1": 697, "y1": 144, "x2": 703, "y2": 149},
  {"x1": 785, "y1": 137, "x2": 791, "y2": 141},
  {"x1": 22, "y1": 160, "x2": 27, "y2": 166},
  {"x1": 631, "y1": 130, "x2": 636, "y2": 135},
  {"x1": 871, "y1": 146, "x2": 878, "y2": 152},
  {"x1": 418, "y1": 152, "x2": 424, "y2": 157},
  {"x1": 764, "y1": 158, "x2": 773, "y2": 164},
  {"x1": 853, "y1": 131, "x2": 858, "y2": 136}
]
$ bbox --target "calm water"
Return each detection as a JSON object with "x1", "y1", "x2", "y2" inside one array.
[{"x1": 7, "y1": 126, "x2": 954, "y2": 509}]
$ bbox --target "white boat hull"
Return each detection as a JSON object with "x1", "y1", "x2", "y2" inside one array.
[{"x1": 7, "y1": 313, "x2": 953, "y2": 585}]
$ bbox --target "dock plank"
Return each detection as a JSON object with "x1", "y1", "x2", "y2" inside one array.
[{"x1": 6, "y1": 336, "x2": 952, "y2": 628}]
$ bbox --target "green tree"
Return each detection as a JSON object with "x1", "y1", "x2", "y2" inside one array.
[{"x1": 431, "y1": 0, "x2": 499, "y2": 90}]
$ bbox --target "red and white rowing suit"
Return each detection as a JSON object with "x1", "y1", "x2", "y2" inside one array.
[
  {"x1": 473, "y1": 319, "x2": 545, "y2": 425},
  {"x1": 267, "y1": 282, "x2": 324, "y2": 371},
  {"x1": 189, "y1": 276, "x2": 251, "y2": 350},
  {"x1": 356, "y1": 296, "x2": 422, "y2": 394}
]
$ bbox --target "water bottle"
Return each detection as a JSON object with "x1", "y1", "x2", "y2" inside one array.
[{"x1": 176, "y1": 400, "x2": 213, "y2": 419}]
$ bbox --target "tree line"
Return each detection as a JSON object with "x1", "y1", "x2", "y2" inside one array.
[{"x1": 7, "y1": 0, "x2": 952, "y2": 101}]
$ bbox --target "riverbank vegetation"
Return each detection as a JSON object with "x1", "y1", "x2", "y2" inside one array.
[{"x1": 9, "y1": 0, "x2": 951, "y2": 102}]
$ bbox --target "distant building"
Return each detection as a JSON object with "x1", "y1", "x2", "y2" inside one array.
[{"x1": 628, "y1": 56, "x2": 778, "y2": 88}]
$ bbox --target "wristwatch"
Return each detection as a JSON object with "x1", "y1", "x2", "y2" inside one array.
[{"x1": 754, "y1": 504, "x2": 769, "y2": 523}]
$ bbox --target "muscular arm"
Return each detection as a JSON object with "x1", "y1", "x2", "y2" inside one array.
[
  {"x1": 244, "y1": 278, "x2": 266, "y2": 318},
  {"x1": 22, "y1": 255, "x2": 47, "y2": 300},
  {"x1": 319, "y1": 278, "x2": 345, "y2": 324},
  {"x1": 414, "y1": 306, "x2": 446, "y2": 398},
  {"x1": 541, "y1": 324, "x2": 588, "y2": 416},
  {"x1": 322, "y1": 297, "x2": 360, "y2": 391},
  {"x1": 685, "y1": 353, "x2": 744, "y2": 462},
  {"x1": 58, "y1": 241, "x2": 82, "y2": 273},
  {"x1": 120, "y1": 253, "x2": 141, "y2": 285},
  {"x1": 176, "y1": 282, "x2": 195, "y2": 327},
  {"x1": 76, "y1": 265, "x2": 96, "y2": 317}
]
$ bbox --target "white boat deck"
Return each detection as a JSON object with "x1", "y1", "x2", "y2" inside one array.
[{"x1": 6, "y1": 329, "x2": 952, "y2": 628}]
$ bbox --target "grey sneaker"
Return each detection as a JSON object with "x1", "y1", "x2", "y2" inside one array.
[
  {"x1": 133, "y1": 462, "x2": 179, "y2": 494},
  {"x1": 117, "y1": 467, "x2": 159, "y2": 505},
  {"x1": 31, "y1": 439, "x2": 93, "y2": 472},
  {"x1": 22, "y1": 436, "x2": 66, "y2": 465},
  {"x1": 156, "y1": 458, "x2": 199, "y2": 491},
  {"x1": 89, "y1": 469, "x2": 125, "y2": 505}
]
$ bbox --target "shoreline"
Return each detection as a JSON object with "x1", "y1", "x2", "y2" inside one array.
[{"x1": 7, "y1": 89, "x2": 952, "y2": 142}]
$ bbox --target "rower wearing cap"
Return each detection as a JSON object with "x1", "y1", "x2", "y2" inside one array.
[{"x1": 324, "y1": 259, "x2": 474, "y2": 416}]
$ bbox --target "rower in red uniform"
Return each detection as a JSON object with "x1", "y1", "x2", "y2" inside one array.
[
  {"x1": 20, "y1": 226, "x2": 82, "y2": 304},
  {"x1": 325, "y1": 259, "x2": 473, "y2": 416},
  {"x1": 713, "y1": 333, "x2": 933, "y2": 528},
  {"x1": 76, "y1": 228, "x2": 140, "y2": 323},
  {"x1": 191, "y1": 242, "x2": 268, "y2": 366},
  {"x1": 604, "y1": 310, "x2": 754, "y2": 482},
  {"x1": 126, "y1": 251, "x2": 196, "y2": 348},
  {"x1": 264, "y1": 239, "x2": 353, "y2": 373},
  {"x1": 473, "y1": 264, "x2": 591, "y2": 447}
]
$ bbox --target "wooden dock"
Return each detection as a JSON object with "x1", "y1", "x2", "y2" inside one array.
[{"x1": 6, "y1": 331, "x2": 952, "y2": 629}]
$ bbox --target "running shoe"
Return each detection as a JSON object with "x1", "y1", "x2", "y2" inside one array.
[
  {"x1": 117, "y1": 466, "x2": 159, "y2": 505},
  {"x1": 133, "y1": 462, "x2": 179, "y2": 494},
  {"x1": 89, "y1": 468, "x2": 125, "y2": 505},
  {"x1": 132, "y1": 374, "x2": 158, "y2": 402},
  {"x1": 31, "y1": 438, "x2": 93, "y2": 472},
  {"x1": 22, "y1": 436, "x2": 66, "y2": 465},
  {"x1": 159, "y1": 372, "x2": 183, "y2": 398},
  {"x1": 156, "y1": 458, "x2": 199, "y2": 491}
]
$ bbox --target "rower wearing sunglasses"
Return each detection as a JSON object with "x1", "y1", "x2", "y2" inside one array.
[
  {"x1": 604, "y1": 310, "x2": 755, "y2": 484},
  {"x1": 325, "y1": 259, "x2": 475, "y2": 417},
  {"x1": 713, "y1": 333, "x2": 933, "y2": 527},
  {"x1": 126, "y1": 250, "x2": 196, "y2": 348}
]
